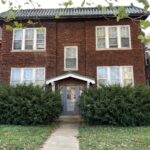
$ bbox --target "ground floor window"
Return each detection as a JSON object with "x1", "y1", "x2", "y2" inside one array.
[
  {"x1": 10, "y1": 67, "x2": 45, "y2": 86},
  {"x1": 97, "y1": 66, "x2": 134, "y2": 86}
]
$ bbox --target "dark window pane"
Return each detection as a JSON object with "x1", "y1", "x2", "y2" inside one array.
[
  {"x1": 25, "y1": 40, "x2": 33, "y2": 49},
  {"x1": 37, "y1": 40, "x2": 44, "y2": 49},
  {"x1": 109, "y1": 38, "x2": 118, "y2": 48},
  {"x1": 66, "y1": 58, "x2": 76, "y2": 69},
  {"x1": 121, "y1": 38, "x2": 130, "y2": 48},
  {"x1": 37, "y1": 43, "x2": 44, "y2": 49},
  {"x1": 14, "y1": 40, "x2": 22, "y2": 50},
  {"x1": 37, "y1": 34, "x2": 44, "y2": 40}
]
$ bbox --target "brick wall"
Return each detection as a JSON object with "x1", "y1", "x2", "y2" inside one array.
[{"x1": 0, "y1": 18, "x2": 146, "y2": 85}]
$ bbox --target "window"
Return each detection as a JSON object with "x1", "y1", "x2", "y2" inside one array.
[
  {"x1": 64, "y1": 46, "x2": 78, "y2": 70},
  {"x1": 36, "y1": 29, "x2": 45, "y2": 49},
  {"x1": 35, "y1": 68, "x2": 45, "y2": 85},
  {"x1": 10, "y1": 68, "x2": 45, "y2": 86},
  {"x1": 120, "y1": 27, "x2": 130, "y2": 48},
  {"x1": 96, "y1": 27, "x2": 106, "y2": 48},
  {"x1": 25, "y1": 29, "x2": 34, "y2": 50},
  {"x1": 109, "y1": 27, "x2": 118, "y2": 48},
  {"x1": 13, "y1": 28, "x2": 46, "y2": 51},
  {"x1": 23, "y1": 68, "x2": 33, "y2": 85},
  {"x1": 13, "y1": 29, "x2": 23, "y2": 50},
  {"x1": 97, "y1": 67, "x2": 108, "y2": 85},
  {"x1": 96, "y1": 26, "x2": 131, "y2": 49},
  {"x1": 123, "y1": 67, "x2": 133, "y2": 86},
  {"x1": 97, "y1": 66, "x2": 134, "y2": 86},
  {"x1": 11, "y1": 68, "x2": 21, "y2": 85},
  {"x1": 110, "y1": 67, "x2": 120, "y2": 84}
]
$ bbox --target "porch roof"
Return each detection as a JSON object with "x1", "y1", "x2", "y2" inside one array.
[{"x1": 46, "y1": 72, "x2": 95, "y2": 85}]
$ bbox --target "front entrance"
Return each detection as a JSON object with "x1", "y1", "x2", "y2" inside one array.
[{"x1": 60, "y1": 86, "x2": 82, "y2": 115}]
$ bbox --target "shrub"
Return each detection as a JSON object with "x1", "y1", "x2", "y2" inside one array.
[
  {"x1": 79, "y1": 85, "x2": 150, "y2": 126},
  {"x1": 0, "y1": 84, "x2": 62, "y2": 125}
]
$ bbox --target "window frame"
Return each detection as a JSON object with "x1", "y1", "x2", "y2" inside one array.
[
  {"x1": 10, "y1": 67, "x2": 46, "y2": 86},
  {"x1": 12, "y1": 28, "x2": 46, "y2": 52},
  {"x1": 96, "y1": 25, "x2": 132, "y2": 50},
  {"x1": 64, "y1": 46, "x2": 78, "y2": 71},
  {"x1": 97, "y1": 66, "x2": 134, "y2": 87}
]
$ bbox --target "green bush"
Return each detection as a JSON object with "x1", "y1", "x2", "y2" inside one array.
[
  {"x1": 79, "y1": 85, "x2": 150, "y2": 126},
  {"x1": 0, "y1": 84, "x2": 62, "y2": 125}
]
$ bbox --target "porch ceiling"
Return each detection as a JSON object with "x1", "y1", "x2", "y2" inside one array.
[{"x1": 46, "y1": 72, "x2": 95, "y2": 85}]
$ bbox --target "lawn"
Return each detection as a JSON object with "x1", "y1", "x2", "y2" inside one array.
[
  {"x1": 0, "y1": 124, "x2": 57, "y2": 150},
  {"x1": 79, "y1": 126, "x2": 150, "y2": 150}
]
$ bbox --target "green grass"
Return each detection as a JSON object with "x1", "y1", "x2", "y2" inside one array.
[
  {"x1": 79, "y1": 126, "x2": 150, "y2": 150},
  {"x1": 0, "y1": 124, "x2": 57, "y2": 150}
]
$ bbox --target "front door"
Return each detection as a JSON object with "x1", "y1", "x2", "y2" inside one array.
[{"x1": 60, "y1": 86, "x2": 82, "y2": 115}]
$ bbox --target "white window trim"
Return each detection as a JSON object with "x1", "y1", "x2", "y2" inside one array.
[
  {"x1": 12, "y1": 28, "x2": 46, "y2": 52},
  {"x1": 64, "y1": 46, "x2": 78, "y2": 71},
  {"x1": 97, "y1": 66, "x2": 134, "y2": 87},
  {"x1": 96, "y1": 25, "x2": 132, "y2": 51},
  {"x1": 10, "y1": 67, "x2": 46, "y2": 85}
]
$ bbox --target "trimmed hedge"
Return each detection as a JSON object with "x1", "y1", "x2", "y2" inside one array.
[
  {"x1": 79, "y1": 85, "x2": 150, "y2": 126},
  {"x1": 0, "y1": 84, "x2": 62, "y2": 125}
]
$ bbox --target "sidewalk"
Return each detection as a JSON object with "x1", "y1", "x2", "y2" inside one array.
[{"x1": 41, "y1": 123, "x2": 79, "y2": 150}]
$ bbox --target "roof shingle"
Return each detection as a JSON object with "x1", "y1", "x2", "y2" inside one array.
[{"x1": 0, "y1": 6, "x2": 149, "y2": 20}]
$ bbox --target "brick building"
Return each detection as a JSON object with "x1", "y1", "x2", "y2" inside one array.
[{"x1": 0, "y1": 6, "x2": 149, "y2": 115}]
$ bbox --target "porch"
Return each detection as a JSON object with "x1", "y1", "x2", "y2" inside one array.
[{"x1": 46, "y1": 72, "x2": 95, "y2": 116}]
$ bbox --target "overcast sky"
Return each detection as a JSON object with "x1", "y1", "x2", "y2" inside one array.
[
  {"x1": 0, "y1": 0, "x2": 145, "y2": 11},
  {"x1": 0, "y1": 0, "x2": 150, "y2": 34}
]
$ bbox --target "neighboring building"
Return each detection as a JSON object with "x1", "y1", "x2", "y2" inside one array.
[
  {"x1": 145, "y1": 34, "x2": 150, "y2": 85},
  {"x1": 0, "y1": 26, "x2": 2, "y2": 77},
  {"x1": 0, "y1": 26, "x2": 2, "y2": 48},
  {"x1": 0, "y1": 6, "x2": 149, "y2": 115}
]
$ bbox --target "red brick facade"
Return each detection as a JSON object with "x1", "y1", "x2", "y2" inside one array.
[{"x1": 0, "y1": 18, "x2": 146, "y2": 85}]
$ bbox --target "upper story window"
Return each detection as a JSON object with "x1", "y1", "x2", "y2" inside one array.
[
  {"x1": 64, "y1": 46, "x2": 78, "y2": 71},
  {"x1": 10, "y1": 67, "x2": 45, "y2": 86},
  {"x1": 13, "y1": 28, "x2": 46, "y2": 51},
  {"x1": 97, "y1": 66, "x2": 134, "y2": 86},
  {"x1": 96, "y1": 25, "x2": 131, "y2": 50}
]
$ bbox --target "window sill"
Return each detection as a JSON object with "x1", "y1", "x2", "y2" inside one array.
[
  {"x1": 96, "y1": 48, "x2": 132, "y2": 51},
  {"x1": 64, "y1": 69, "x2": 78, "y2": 71},
  {"x1": 11, "y1": 50, "x2": 46, "y2": 52}
]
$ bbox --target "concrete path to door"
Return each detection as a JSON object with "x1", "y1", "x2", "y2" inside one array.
[{"x1": 41, "y1": 123, "x2": 80, "y2": 150}]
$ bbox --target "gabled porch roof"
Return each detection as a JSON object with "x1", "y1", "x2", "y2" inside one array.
[{"x1": 46, "y1": 72, "x2": 95, "y2": 85}]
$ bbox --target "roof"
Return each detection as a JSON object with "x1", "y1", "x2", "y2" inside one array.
[
  {"x1": 0, "y1": 6, "x2": 149, "y2": 20},
  {"x1": 46, "y1": 72, "x2": 95, "y2": 85}
]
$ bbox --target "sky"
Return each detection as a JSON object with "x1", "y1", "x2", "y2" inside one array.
[
  {"x1": 0, "y1": 0, "x2": 145, "y2": 11},
  {"x1": 0, "y1": 0, "x2": 150, "y2": 34}
]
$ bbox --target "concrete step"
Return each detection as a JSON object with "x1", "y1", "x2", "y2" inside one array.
[{"x1": 58, "y1": 115, "x2": 83, "y2": 123}]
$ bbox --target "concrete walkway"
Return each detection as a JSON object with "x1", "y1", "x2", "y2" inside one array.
[{"x1": 41, "y1": 123, "x2": 79, "y2": 150}]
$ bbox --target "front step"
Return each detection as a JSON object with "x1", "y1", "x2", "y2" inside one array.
[{"x1": 58, "y1": 115, "x2": 83, "y2": 123}]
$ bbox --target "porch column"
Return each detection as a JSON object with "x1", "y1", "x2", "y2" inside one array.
[
  {"x1": 87, "y1": 82, "x2": 90, "y2": 88},
  {"x1": 51, "y1": 82, "x2": 55, "y2": 92}
]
